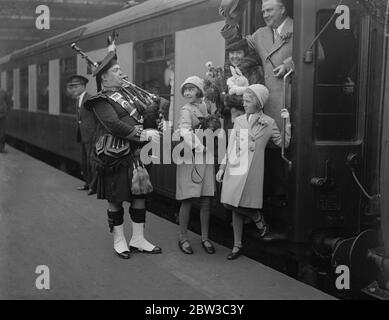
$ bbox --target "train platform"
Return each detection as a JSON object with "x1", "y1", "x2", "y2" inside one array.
[{"x1": 0, "y1": 146, "x2": 335, "y2": 300}]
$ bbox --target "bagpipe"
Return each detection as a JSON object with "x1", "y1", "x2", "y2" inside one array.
[{"x1": 70, "y1": 34, "x2": 167, "y2": 130}]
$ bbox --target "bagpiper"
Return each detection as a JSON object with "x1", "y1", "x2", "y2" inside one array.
[{"x1": 83, "y1": 49, "x2": 163, "y2": 259}]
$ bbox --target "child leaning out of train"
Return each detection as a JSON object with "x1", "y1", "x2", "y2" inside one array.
[
  {"x1": 175, "y1": 76, "x2": 216, "y2": 255},
  {"x1": 216, "y1": 84, "x2": 291, "y2": 260}
]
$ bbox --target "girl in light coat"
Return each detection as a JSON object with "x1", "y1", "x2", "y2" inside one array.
[
  {"x1": 216, "y1": 84, "x2": 291, "y2": 260},
  {"x1": 175, "y1": 76, "x2": 216, "y2": 255}
]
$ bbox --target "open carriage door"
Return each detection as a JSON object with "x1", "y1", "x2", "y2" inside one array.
[{"x1": 292, "y1": 0, "x2": 370, "y2": 242}]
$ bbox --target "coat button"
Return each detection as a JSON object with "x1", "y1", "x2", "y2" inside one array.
[
  {"x1": 251, "y1": 136, "x2": 256, "y2": 142},
  {"x1": 250, "y1": 146, "x2": 255, "y2": 152}
]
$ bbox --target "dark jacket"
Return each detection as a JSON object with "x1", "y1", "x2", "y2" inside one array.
[
  {"x1": 77, "y1": 92, "x2": 97, "y2": 144},
  {"x1": 0, "y1": 89, "x2": 11, "y2": 119}
]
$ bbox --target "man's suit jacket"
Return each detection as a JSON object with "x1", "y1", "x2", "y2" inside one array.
[
  {"x1": 246, "y1": 17, "x2": 293, "y2": 129},
  {"x1": 77, "y1": 92, "x2": 96, "y2": 144}
]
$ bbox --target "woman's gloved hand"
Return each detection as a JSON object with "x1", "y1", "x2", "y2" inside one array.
[{"x1": 280, "y1": 109, "x2": 290, "y2": 119}]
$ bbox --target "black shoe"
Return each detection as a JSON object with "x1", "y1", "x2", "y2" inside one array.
[
  {"x1": 129, "y1": 246, "x2": 162, "y2": 254},
  {"x1": 0, "y1": 149, "x2": 8, "y2": 154},
  {"x1": 227, "y1": 247, "x2": 243, "y2": 260},
  {"x1": 178, "y1": 240, "x2": 194, "y2": 255},
  {"x1": 87, "y1": 189, "x2": 96, "y2": 196},
  {"x1": 77, "y1": 185, "x2": 89, "y2": 191},
  {"x1": 115, "y1": 250, "x2": 131, "y2": 259},
  {"x1": 201, "y1": 240, "x2": 215, "y2": 254}
]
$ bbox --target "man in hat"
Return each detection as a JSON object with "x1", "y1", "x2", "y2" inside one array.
[
  {"x1": 66, "y1": 75, "x2": 95, "y2": 193},
  {"x1": 0, "y1": 88, "x2": 12, "y2": 154},
  {"x1": 84, "y1": 51, "x2": 162, "y2": 259}
]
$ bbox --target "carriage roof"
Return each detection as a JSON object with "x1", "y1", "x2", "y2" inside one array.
[{"x1": 0, "y1": 0, "x2": 207, "y2": 64}]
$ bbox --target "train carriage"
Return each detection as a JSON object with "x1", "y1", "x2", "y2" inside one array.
[{"x1": 1, "y1": 0, "x2": 388, "y2": 296}]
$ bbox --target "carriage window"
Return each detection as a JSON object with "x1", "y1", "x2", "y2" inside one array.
[
  {"x1": 6, "y1": 70, "x2": 13, "y2": 108},
  {"x1": 134, "y1": 36, "x2": 174, "y2": 105},
  {"x1": 313, "y1": 10, "x2": 360, "y2": 141},
  {"x1": 37, "y1": 63, "x2": 49, "y2": 112},
  {"x1": 60, "y1": 56, "x2": 77, "y2": 114},
  {"x1": 20, "y1": 67, "x2": 28, "y2": 110}
]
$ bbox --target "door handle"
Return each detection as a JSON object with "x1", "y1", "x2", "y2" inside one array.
[
  {"x1": 310, "y1": 160, "x2": 335, "y2": 190},
  {"x1": 281, "y1": 68, "x2": 293, "y2": 171},
  {"x1": 347, "y1": 153, "x2": 381, "y2": 200}
]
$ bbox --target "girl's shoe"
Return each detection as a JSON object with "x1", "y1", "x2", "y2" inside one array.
[
  {"x1": 201, "y1": 240, "x2": 216, "y2": 254},
  {"x1": 178, "y1": 240, "x2": 194, "y2": 255},
  {"x1": 227, "y1": 246, "x2": 243, "y2": 260}
]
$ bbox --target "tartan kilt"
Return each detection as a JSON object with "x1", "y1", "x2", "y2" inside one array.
[{"x1": 89, "y1": 148, "x2": 149, "y2": 203}]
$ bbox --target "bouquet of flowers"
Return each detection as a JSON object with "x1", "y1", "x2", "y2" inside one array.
[{"x1": 203, "y1": 61, "x2": 227, "y2": 116}]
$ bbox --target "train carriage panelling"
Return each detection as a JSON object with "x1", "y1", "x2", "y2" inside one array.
[
  {"x1": 49, "y1": 60, "x2": 60, "y2": 115},
  {"x1": 7, "y1": 59, "x2": 80, "y2": 162},
  {"x1": 174, "y1": 21, "x2": 225, "y2": 127},
  {"x1": 1, "y1": 72, "x2": 6, "y2": 90},
  {"x1": 381, "y1": 35, "x2": 389, "y2": 255},
  {"x1": 28, "y1": 64, "x2": 37, "y2": 112},
  {"x1": 7, "y1": 111, "x2": 80, "y2": 162},
  {"x1": 13, "y1": 69, "x2": 20, "y2": 110}
]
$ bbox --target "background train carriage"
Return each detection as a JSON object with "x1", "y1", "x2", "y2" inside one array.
[
  {"x1": 0, "y1": 0, "x2": 226, "y2": 198},
  {"x1": 0, "y1": 0, "x2": 388, "y2": 296}
]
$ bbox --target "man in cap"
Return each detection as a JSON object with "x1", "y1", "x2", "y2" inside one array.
[
  {"x1": 84, "y1": 51, "x2": 162, "y2": 259},
  {"x1": 66, "y1": 75, "x2": 95, "y2": 193}
]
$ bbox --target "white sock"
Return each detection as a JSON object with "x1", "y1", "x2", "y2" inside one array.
[
  {"x1": 129, "y1": 222, "x2": 155, "y2": 251},
  {"x1": 113, "y1": 225, "x2": 129, "y2": 253}
]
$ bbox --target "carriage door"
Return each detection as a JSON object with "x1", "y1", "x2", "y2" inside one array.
[{"x1": 292, "y1": 0, "x2": 370, "y2": 242}]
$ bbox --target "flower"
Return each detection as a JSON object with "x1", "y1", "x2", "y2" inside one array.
[
  {"x1": 252, "y1": 116, "x2": 268, "y2": 129},
  {"x1": 280, "y1": 32, "x2": 293, "y2": 43},
  {"x1": 205, "y1": 61, "x2": 214, "y2": 70}
]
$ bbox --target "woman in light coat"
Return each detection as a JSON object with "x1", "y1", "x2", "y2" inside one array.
[
  {"x1": 216, "y1": 84, "x2": 291, "y2": 260},
  {"x1": 175, "y1": 76, "x2": 216, "y2": 255}
]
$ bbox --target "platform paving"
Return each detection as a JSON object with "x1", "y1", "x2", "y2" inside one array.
[{"x1": 0, "y1": 146, "x2": 335, "y2": 300}]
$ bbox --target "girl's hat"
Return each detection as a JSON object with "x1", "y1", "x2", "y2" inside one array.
[
  {"x1": 246, "y1": 84, "x2": 269, "y2": 108},
  {"x1": 181, "y1": 76, "x2": 205, "y2": 97}
]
